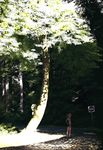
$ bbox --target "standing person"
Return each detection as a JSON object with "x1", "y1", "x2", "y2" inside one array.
[{"x1": 66, "y1": 112, "x2": 72, "y2": 138}]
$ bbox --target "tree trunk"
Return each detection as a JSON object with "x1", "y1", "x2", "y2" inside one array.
[
  {"x1": 25, "y1": 46, "x2": 49, "y2": 133},
  {"x1": 19, "y1": 70, "x2": 24, "y2": 113},
  {"x1": 5, "y1": 77, "x2": 10, "y2": 112},
  {"x1": 2, "y1": 76, "x2": 10, "y2": 112},
  {"x1": 2, "y1": 77, "x2": 6, "y2": 97}
]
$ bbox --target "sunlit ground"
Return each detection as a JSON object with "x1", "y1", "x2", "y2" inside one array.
[
  {"x1": 0, "y1": 130, "x2": 64, "y2": 148},
  {"x1": 0, "y1": 127, "x2": 102, "y2": 149}
]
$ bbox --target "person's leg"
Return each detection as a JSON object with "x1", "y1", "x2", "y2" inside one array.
[
  {"x1": 66, "y1": 127, "x2": 69, "y2": 137},
  {"x1": 68, "y1": 127, "x2": 71, "y2": 137}
]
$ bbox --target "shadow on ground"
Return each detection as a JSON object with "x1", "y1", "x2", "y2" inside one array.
[{"x1": 0, "y1": 126, "x2": 103, "y2": 150}]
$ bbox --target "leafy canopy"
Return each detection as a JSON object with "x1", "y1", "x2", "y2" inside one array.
[{"x1": 0, "y1": 0, "x2": 93, "y2": 57}]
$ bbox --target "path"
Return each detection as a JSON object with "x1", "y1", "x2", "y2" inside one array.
[{"x1": 0, "y1": 126, "x2": 102, "y2": 149}]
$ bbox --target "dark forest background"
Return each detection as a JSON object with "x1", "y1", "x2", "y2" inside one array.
[{"x1": 0, "y1": 0, "x2": 103, "y2": 132}]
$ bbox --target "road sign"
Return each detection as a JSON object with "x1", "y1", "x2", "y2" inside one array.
[{"x1": 88, "y1": 105, "x2": 95, "y2": 113}]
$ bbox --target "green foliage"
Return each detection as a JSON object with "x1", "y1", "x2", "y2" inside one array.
[
  {"x1": 0, "y1": 0, "x2": 102, "y2": 129},
  {"x1": 0, "y1": 123, "x2": 17, "y2": 134},
  {"x1": 56, "y1": 43, "x2": 100, "y2": 78},
  {"x1": 0, "y1": 0, "x2": 94, "y2": 58},
  {"x1": 41, "y1": 42, "x2": 101, "y2": 127},
  {"x1": 76, "y1": 0, "x2": 103, "y2": 48}
]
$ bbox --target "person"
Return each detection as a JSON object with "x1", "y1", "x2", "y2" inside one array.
[
  {"x1": 66, "y1": 112, "x2": 72, "y2": 138},
  {"x1": 31, "y1": 104, "x2": 36, "y2": 116}
]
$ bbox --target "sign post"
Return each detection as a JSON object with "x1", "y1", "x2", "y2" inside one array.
[{"x1": 88, "y1": 105, "x2": 95, "y2": 127}]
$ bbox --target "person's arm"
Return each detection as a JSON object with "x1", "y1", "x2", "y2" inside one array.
[{"x1": 66, "y1": 118, "x2": 69, "y2": 125}]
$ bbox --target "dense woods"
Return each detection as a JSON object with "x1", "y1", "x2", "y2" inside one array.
[{"x1": 0, "y1": 0, "x2": 103, "y2": 133}]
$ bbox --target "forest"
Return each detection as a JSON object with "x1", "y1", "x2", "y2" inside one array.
[{"x1": 0, "y1": 0, "x2": 103, "y2": 136}]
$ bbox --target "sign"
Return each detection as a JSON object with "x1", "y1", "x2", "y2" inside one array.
[{"x1": 88, "y1": 105, "x2": 95, "y2": 113}]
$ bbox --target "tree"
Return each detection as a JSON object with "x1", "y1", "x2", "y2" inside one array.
[
  {"x1": 75, "y1": 0, "x2": 103, "y2": 129},
  {"x1": 76, "y1": 0, "x2": 103, "y2": 48},
  {"x1": 0, "y1": 0, "x2": 98, "y2": 132}
]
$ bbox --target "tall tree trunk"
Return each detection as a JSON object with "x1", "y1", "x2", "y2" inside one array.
[
  {"x1": 5, "y1": 76, "x2": 10, "y2": 112},
  {"x1": 25, "y1": 46, "x2": 49, "y2": 133},
  {"x1": 2, "y1": 77, "x2": 6, "y2": 97},
  {"x1": 19, "y1": 70, "x2": 24, "y2": 113},
  {"x1": 2, "y1": 76, "x2": 10, "y2": 112}
]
